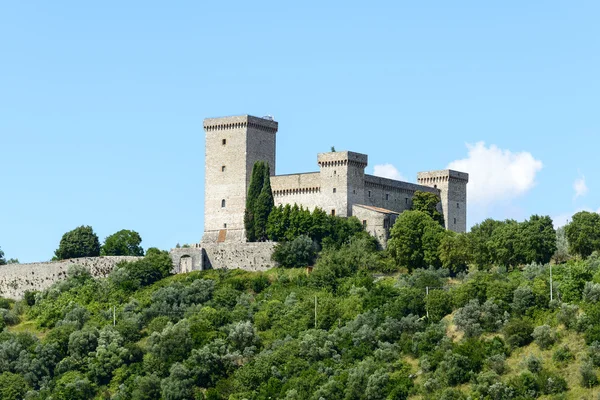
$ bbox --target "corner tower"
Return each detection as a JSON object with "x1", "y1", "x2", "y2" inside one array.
[
  {"x1": 317, "y1": 151, "x2": 368, "y2": 217},
  {"x1": 417, "y1": 169, "x2": 469, "y2": 232},
  {"x1": 202, "y1": 115, "x2": 278, "y2": 243}
]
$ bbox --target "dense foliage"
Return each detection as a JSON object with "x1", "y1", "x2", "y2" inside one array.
[
  {"x1": 244, "y1": 161, "x2": 275, "y2": 242},
  {"x1": 54, "y1": 226, "x2": 101, "y2": 260},
  {"x1": 411, "y1": 190, "x2": 444, "y2": 227},
  {"x1": 101, "y1": 230, "x2": 144, "y2": 257},
  {"x1": 3, "y1": 210, "x2": 600, "y2": 398}
]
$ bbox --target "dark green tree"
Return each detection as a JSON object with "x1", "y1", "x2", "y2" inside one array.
[
  {"x1": 0, "y1": 247, "x2": 5, "y2": 265},
  {"x1": 411, "y1": 190, "x2": 444, "y2": 226},
  {"x1": 566, "y1": 211, "x2": 600, "y2": 258},
  {"x1": 100, "y1": 229, "x2": 144, "y2": 256},
  {"x1": 254, "y1": 164, "x2": 275, "y2": 241},
  {"x1": 271, "y1": 235, "x2": 318, "y2": 268},
  {"x1": 520, "y1": 215, "x2": 557, "y2": 264},
  {"x1": 439, "y1": 232, "x2": 472, "y2": 274},
  {"x1": 0, "y1": 372, "x2": 30, "y2": 400},
  {"x1": 469, "y1": 219, "x2": 503, "y2": 269},
  {"x1": 388, "y1": 210, "x2": 444, "y2": 271},
  {"x1": 54, "y1": 225, "x2": 101, "y2": 260},
  {"x1": 244, "y1": 161, "x2": 274, "y2": 242}
]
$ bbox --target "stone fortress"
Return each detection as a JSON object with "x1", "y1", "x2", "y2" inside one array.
[
  {"x1": 201, "y1": 114, "x2": 469, "y2": 247},
  {"x1": 0, "y1": 114, "x2": 469, "y2": 299}
]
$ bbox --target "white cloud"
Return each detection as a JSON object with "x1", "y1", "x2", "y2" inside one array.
[
  {"x1": 373, "y1": 163, "x2": 406, "y2": 181},
  {"x1": 553, "y1": 206, "x2": 600, "y2": 228},
  {"x1": 573, "y1": 175, "x2": 588, "y2": 199},
  {"x1": 447, "y1": 142, "x2": 543, "y2": 206}
]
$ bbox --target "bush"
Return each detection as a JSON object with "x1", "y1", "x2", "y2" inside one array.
[
  {"x1": 583, "y1": 281, "x2": 600, "y2": 303},
  {"x1": 532, "y1": 325, "x2": 556, "y2": 350},
  {"x1": 271, "y1": 235, "x2": 318, "y2": 268},
  {"x1": 525, "y1": 354, "x2": 543, "y2": 374},
  {"x1": 581, "y1": 361, "x2": 599, "y2": 388},
  {"x1": 552, "y1": 345, "x2": 574, "y2": 364},
  {"x1": 557, "y1": 303, "x2": 578, "y2": 329},
  {"x1": 0, "y1": 372, "x2": 30, "y2": 400},
  {"x1": 54, "y1": 225, "x2": 100, "y2": 260},
  {"x1": 504, "y1": 318, "x2": 534, "y2": 348}
]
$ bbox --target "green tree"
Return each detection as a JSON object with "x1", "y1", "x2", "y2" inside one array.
[
  {"x1": 54, "y1": 225, "x2": 101, "y2": 260},
  {"x1": 0, "y1": 247, "x2": 5, "y2": 265},
  {"x1": 271, "y1": 235, "x2": 318, "y2": 268},
  {"x1": 244, "y1": 161, "x2": 274, "y2": 242},
  {"x1": 554, "y1": 226, "x2": 570, "y2": 263},
  {"x1": 520, "y1": 215, "x2": 557, "y2": 264},
  {"x1": 0, "y1": 372, "x2": 30, "y2": 400},
  {"x1": 439, "y1": 232, "x2": 472, "y2": 275},
  {"x1": 411, "y1": 190, "x2": 444, "y2": 226},
  {"x1": 100, "y1": 229, "x2": 144, "y2": 256},
  {"x1": 388, "y1": 211, "x2": 444, "y2": 271},
  {"x1": 254, "y1": 164, "x2": 275, "y2": 241},
  {"x1": 566, "y1": 211, "x2": 600, "y2": 258},
  {"x1": 469, "y1": 219, "x2": 504, "y2": 269}
]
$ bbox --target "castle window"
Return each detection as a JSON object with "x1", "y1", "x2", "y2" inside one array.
[
  {"x1": 368, "y1": 190, "x2": 371, "y2": 198},
  {"x1": 331, "y1": 209, "x2": 335, "y2": 216},
  {"x1": 385, "y1": 194, "x2": 389, "y2": 201},
  {"x1": 353, "y1": 189, "x2": 356, "y2": 194},
  {"x1": 221, "y1": 165, "x2": 226, "y2": 172},
  {"x1": 405, "y1": 198, "x2": 408, "y2": 204},
  {"x1": 223, "y1": 223, "x2": 227, "y2": 228},
  {"x1": 362, "y1": 220, "x2": 367, "y2": 228},
  {"x1": 222, "y1": 139, "x2": 226, "y2": 145},
  {"x1": 457, "y1": 202, "x2": 459, "y2": 209},
  {"x1": 334, "y1": 170, "x2": 336, "y2": 175},
  {"x1": 221, "y1": 199, "x2": 226, "y2": 208},
  {"x1": 333, "y1": 188, "x2": 336, "y2": 193},
  {"x1": 434, "y1": 184, "x2": 437, "y2": 189},
  {"x1": 454, "y1": 218, "x2": 457, "y2": 224}
]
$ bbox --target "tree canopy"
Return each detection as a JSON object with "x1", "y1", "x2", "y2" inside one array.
[
  {"x1": 411, "y1": 190, "x2": 445, "y2": 226},
  {"x1": 244, "y1": 161, "x2": 274, "y2": 242},
  {"x1": 54, "y1": 225, "x2": 101, "y2": 260},
  {"x1": 0, "y1": 247, "x2": 5, "y2": 265},
  {"x1": 101, "y1": 229, "x2": 144, "y2": 256},
  {"x1": 566, "y1": 211, "x2": 600, "y2": 258}
]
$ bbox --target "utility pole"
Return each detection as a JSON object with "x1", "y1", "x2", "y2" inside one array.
[
  {"x1": 314, "y1": 296, "x2": 317, "y2": 329},
  {"x1": 550, "y1": 264, "x2": 553, "y2": 302},
  {"x1": 425, "y1": 286, "x2": 429, "y2": 319}
]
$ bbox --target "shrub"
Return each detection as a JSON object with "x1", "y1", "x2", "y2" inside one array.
[
  {"x1": 512, "y1": 286, "x2": 535, "y2": 315},
  {"x1": 485, "y1": 353, "x2": 506, "y2": 375},
  {"x1": 532, "y1": 325, "x2": 556, "y2": 350},
  {"x1": 552, "y1": 345, "x2": 574, "y2": 364},
  {"x1": 580, "y1": 360, "x2": 598, "y2": 388},
  {"x1": 271, "y1": 235, "x2": 318, "y2": 268},
  {"x1": 0, "y1": 372, "x2": 30, "y2": 400},
  {"x1": 504, "y1": 318, "x2": 534, "y2": 348},
  {"x1": 525, "y1": 354, "x2": 543, "y2": 374},
  {"x1": 557, "y1": 303, "x2": 578, "y2": 329},
  {"x1": 583, "y1": 281, "x2": 600, "y2": 303}
]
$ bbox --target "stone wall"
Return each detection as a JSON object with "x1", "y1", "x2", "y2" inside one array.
[
  {"x1": 0, "y1": 256, "x2": 142, "y2": 300},
  {"x1": 202, "y1": 242, "x2": 277, "y2": 272}
]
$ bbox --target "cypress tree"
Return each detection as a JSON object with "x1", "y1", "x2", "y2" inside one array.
[
  {"x1": 254, "y1": 164, "x2": 275, "y2": 241},
  {"x1": 244, "y1": 161, "x2": 274, "y2": 242},
  {"x1": 244, "y1": 162, "x2": 265, "y2": 242}
]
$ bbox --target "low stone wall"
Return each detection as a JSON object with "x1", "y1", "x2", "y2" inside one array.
[
  {"x1": 202, "y1": 242, "x2": 277, "y2": 272},
  {"x1": 0, "y1": 256, "x2": 142, "y2": 300}
]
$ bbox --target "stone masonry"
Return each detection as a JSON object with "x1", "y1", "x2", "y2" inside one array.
[{"x1": 201, "y1": 114, "x2": 469, "y2": 247}]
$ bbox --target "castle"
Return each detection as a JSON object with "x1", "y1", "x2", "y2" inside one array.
[
  {"x1": 0, "y1": 114, "x2": 470, "y2": 299},
  {"x1": 201, "y1": 114, "x2": 469, "y2": 247}
]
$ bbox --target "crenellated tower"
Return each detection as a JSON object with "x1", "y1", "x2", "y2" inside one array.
[
  {"x1": 202, "y1": 115, "x2": 278, "y2": 243},
  {"x1": 317, "y1": 151, "x2": 368, "y2": 217},
  {"x1": 417, "y1": 169, "x2": 469, "y2": 232}
]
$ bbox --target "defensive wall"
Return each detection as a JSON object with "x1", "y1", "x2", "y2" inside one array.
[
  {"x1": 1, "y1": 243, "x2": 277, "y2": 299},
  {"x1": 0, "y1": 256, "x2": 142, "y2": 300}
]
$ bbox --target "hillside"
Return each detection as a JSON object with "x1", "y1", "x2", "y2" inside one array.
[{"x1": 2, "y1": 243, "x2": 600, "y2": 399}]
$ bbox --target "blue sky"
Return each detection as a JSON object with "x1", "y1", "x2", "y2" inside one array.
[{"x1": 1, "y1": 1, "x2": 599, "y2": 263}]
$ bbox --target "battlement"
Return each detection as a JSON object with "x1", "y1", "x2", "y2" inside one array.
[
  {"x1": 417, "y1": 169, "x2": 469, "y2": 184},
  {"x1": 317, "y1": 151, "x2": 368, "y2": 168},
  {"x1": 203, "y1": 115, "x2": 278, "y2": 133}
]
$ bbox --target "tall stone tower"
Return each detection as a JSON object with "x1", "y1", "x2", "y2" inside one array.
[
  {"x1": 317, "y1": 151, "x2": 368, "y2": 217},
  {"x1": 417, "y1": 170, "x2": 469, "y2": 232},
  {"x1": 202, "y1": 115, "x2": 278, "y2": 243}
]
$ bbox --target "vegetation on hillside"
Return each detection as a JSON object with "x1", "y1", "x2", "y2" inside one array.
[{"x1": 3, "y1": 210, "x2": 600, "y2": 398}]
